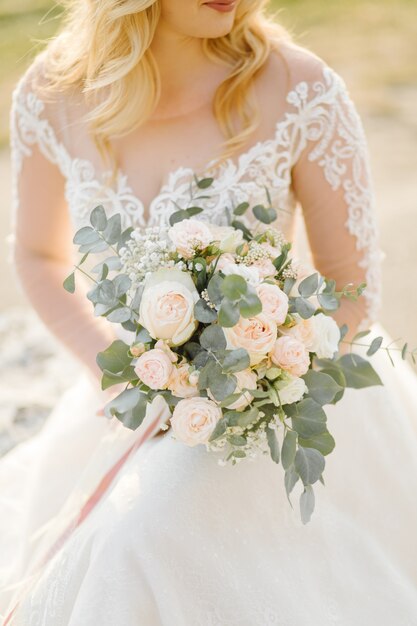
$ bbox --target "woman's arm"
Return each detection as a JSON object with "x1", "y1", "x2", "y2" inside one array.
[
  {"x1": 289, "y1": 60, "x2": 383, "y2": 340},
  {"x1": 8, "y1": 63, "x2": 117, "y2": 386}
]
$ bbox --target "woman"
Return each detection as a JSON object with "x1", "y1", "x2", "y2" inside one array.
[{"x1": 1, "y1": 0, "x2": 417, "y2": 623}]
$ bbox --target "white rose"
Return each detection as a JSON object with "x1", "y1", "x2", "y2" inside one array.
[
  {"x1": 170, "y1": 397, "x2": 222, "y2": 447},
  {"x1": 275, "y1": 376, "x2": 307, "y2": 405},
  {"x1": 139, "y1": 268, "x2": 199, "y2": 346},
  {"x1": 168, "y1": 218, "x2": 213, "y2": 259},
  {"x1": 221, "y1": 263, "x2": 260, "y2": 287},
  {"x1": 308, "y1": 313, "x2": 341, "y2": 358},
  {"x1": 210, "y1": 226, "x2": 243, "y2": 253}
]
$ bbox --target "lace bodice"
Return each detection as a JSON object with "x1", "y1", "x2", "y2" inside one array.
[{"x1": 7, "y1": 46, "x2": 383, "y2": 380}]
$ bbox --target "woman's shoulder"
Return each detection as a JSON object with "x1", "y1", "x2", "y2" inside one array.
[{"x1": 265, "y1": 40, "x2": 349, "y2": 103}]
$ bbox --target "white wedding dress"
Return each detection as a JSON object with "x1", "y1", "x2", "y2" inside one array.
[{"x1": 1, "y1": 44, "x2": 417, "y2": 625}]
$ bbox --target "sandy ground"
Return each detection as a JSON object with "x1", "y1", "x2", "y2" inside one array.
[{"x1": 0, "y1": 101, "x2": 416, "y2": 455}]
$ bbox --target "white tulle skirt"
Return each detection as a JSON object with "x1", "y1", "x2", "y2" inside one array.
[{"x1": 1, "y1": 322, "x2": 416, "y2": 626}]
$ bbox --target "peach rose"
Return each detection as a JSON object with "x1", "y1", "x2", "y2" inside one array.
[
  {"x1": 224, "y1": 314, "x2": 277, "y2": 365},
  {"x1": 251, "y1": 257, "x2": 277, "y2": 279},
  {"x1": 257, "y1": 283, "x2": 289, "y2": 325},
  {"x1": 139, "y1": 268, "x2": 199, "y2": 346},
  {"x1": 224, "y1": 369, "x2": 258, "y2": 411},
  {"x1": 168, "y1": 363, "x2": 199, "y2": 399},
  {"x1": 134, "y1": 348, "x2": 174, "y2": 390},
  {"x1": 270, "y1": 336, "x2": 310, "y2": 377},
  {"x1": 170, "y1": 397, "x2": 222, "y2": 446},
  {"x1": 280, "y1": 316, "x2": 316, "y2": 350},
  {"x1": 168, "y1": 218, "x2": 213, "y2": 259}
]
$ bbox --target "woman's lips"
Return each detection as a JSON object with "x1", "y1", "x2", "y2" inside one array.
[{"x1": 203, "y1": 1, "x2": 236, "y2": 13}]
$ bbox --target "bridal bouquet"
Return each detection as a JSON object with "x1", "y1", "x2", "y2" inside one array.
[{"x1": 63, "y1": 176, "x2": 399, "y2": 523}]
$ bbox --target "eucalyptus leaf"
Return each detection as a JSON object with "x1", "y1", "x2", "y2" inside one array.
[
  {"x1": 284, "y1": 465, "x2": 299, "y2": 503},
  {"x1": 366, "y1": 336, "x2": 383, "y2": 357},
  {"x1": 239, "y1": 289, "x2": 262, "y2": 318},
  {"x1": 266, "y1": 427, "x2": 280, "y2": 463},
  {"x1": 96, "y1": 340, "x2": 131, "y2": 374},
  {"x1": 106, "y1": 306, "x2": 132, "y2": 323},
  {"x1": 194, "y1": 299, "x2": 218, "y2": 323},
  {"x1": 221, "y1": 348, "x2": 250, "y2": 373},
  {"x1": 113, "y1": 274, "x2": 131, "y2": 297},
  {"x1": 104, "y1": 387, "x2": 143, "y2": 417},
  {"x1": 302, "y1": 370, "x2": 343, "y2": 405},
  {"x1": 196, "y1": 177, "x2": 214, "y2": 189},
  {"x1": 281, "y1": 429, "x2": 297, "y2": 470},
  {"x1": 294, "y1": 446, "x2": 325, "y2": 486},
  {"x1": 209, "y1": 372, "x2": 237, "y2": 402},
  {"x1": 283, "y1": 277, "x2": 296, "y2": 296},
  {"x1": 228, "y1": 434, "x2": 247, "y2": 447},
  {"x1": 63, "y1": 272, "x2": 75, "y2": 293},
  {"x1": 287, "y1": 399, "x2": 327, "y2": 438},
  {"x1": 225, "y1": 407, "x2": 259, "y2": 428},
  {"x1": 200, "y1": 325, "x2": 227, "y2": 351},
  {"x1": 298, "y1": 431, "x2": 335, "y2": 456},
  {"x1": 298, "y1": 273, "x2": 318, "y2": 298},
  {"x1": 207, "y1": 273, "x2": 224, "y2": 305},
  {"x1": 218, "y1": 299, "x2": 240, "y2": 327},
  {"x1": 294, "y1": 297, "x2": 316, "y2": 319},
  {"x1": 73, "y1": 226, "x2": 100, "y2": 245},
  {"x1": 221, "y1": 274, "x2": 247, "y2": 300},
  {"x1": 234, "y1": 201, "x2": 249, "y2": 216},
  {"x1": 317, "y1": 293, "x2": 339, "y2": 311},
  {"x1": 90, "y1": 205, "x2": 107, "y2": 230},
  {"x1": 253, "y1": 204, "x2": 277, "y2": 224},
  {"x1": 102, "y1": 214, "x2": 122, "y2": 244},
  {"x1": 337, "y1": 353, "x2": 383, "y2": 388},
  {"x1": 169, "y1": 210, "x2": 189, "y2": 226},
  {"x1": 79, "y1": 239, "x2": 109, "y2": 254},
  {"x1": 300, "y1": 485, "x2": 315, "y2": 524},
  {"x1": 87, "y1": 280, "x2": 116, "y2": 306}
]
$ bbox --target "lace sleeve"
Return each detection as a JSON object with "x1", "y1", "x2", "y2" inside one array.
[
  {"x1": 289, "y1": 62, "x2": 383, "y2": 334},
  {"x1": 7, "y1": 56, "x2": 117, "y2": 385}
]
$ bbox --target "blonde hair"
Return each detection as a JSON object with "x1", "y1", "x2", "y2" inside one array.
[{"x1": 39, "y1": 0, "x2": 290, "y2": 177}]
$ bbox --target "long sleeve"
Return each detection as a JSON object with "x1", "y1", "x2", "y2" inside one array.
[
  {"x1": 288, "y1": 59, "x2": 383, "y2": 337},
  {"x1": 7, "y1": 57, "x2": 117, "y2": 386}
]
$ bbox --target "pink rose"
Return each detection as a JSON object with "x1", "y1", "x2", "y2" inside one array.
[
  {"x1": 134, "y1": 348, "x2": 174, "y2": 390},
  {"x1": 224, "y1": 314, "x2": 277, "y2": 365},
  {"x1": 168, "y1": 363, "x2": 199, "y2": 399},
  {"x1": 170, "y1": 397, "x2": 222, "y2": 446},
  {"x1": 251, "y1": 257, "x2": 276, "y2": 279},
  {"x1": 280, "y1": 316, "x2": 316, "y2": 350},
  {"x1": 270, "y1": 336, "x2": 310, "y2": 377},
  {"x1": 168, "y1": 218, "x2": 213, "y2": 259},
  {"x1": 257, "y1": 283, "x2": 289, "y2": 325}
]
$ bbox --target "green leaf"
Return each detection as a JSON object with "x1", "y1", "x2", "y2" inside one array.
[
  {"x1": 302, "y1": 370, "x2": 343, "y2": 405},
  {"x1": 101, "y1": 365, "x2": 136, "y2": 391},
  {"x1": 96, "y1": 340, "x2": 131, "y2": 374},
  {"x1": 207, "y1": 274, "x2": 224, "y2": 305},
  {"x1": 234, "y1": 201, "x2": 249, "y2": 216},
  {"x1": 113, "y1": 274, "x2": 131, "y2": 297},
  {"x1": 281, "y1": 429, "x2": 297, "y2": 470},
  {"x1": 298, "y1": 431, "x2": 335, "y2": 456},
  {"x1": 209, "y1": 417, "x2": 228, "y2": 442},
  {"x1": 169, "y1": 210, "x2": 189, "y2": 226},
  {"x1": 102, "y1": 213, "x2": 122, "y2": 244},
  {"x1": 231, "y1": 219, "x2": 252, "y2": 240},
  {"x1": 294, "y1": 447, "x2": 325, "y2": 486},
  {"x1": 135, "y1": 326, "x2": 152, "y2": 343},
  {"x1": 253, "y1": 204, "x2": 277, "y2": 224},
  {"x1": 73, "y1": 226, "x2": 100, "y2": 245},
  {"x1": 401, "y1": 343, "x2": 408, "y2": 360},
  {"x1": 218, "y1": 299, "x2": 240, "y2": 327},
  {"x1": 287, "y1": 399, "x2": 327, "y2": 438},
  {"x1": 104, "y1": 387, "x2": 143, "y2": 417},
  {"x1": 87, "y1": 280, "x2": 116, "y2": 305},
  {"x1": 209, "y1": 372, "x2": 237, "y2": 402},
  {"x1": 91, "y1": 256, "x2": 122, "y2": 274},
  {"x1": 239, "y1": 289, "x2": 262, "y2": 318},
  {"x1": 294, "y1": 297, "x2": 316, "y2": 319},
  {"x1": 283, "y1": 277, "x2": 296, "y2": 296},
  {"x1": 221, "y1": 348, "x2": 250, "y2": 373},
  {"x1": 317, "y1": 293, "x2": 339, "y2": 311},
  {"x1": 352, "y1": 329, "x2": 371, "y2": 342},
  {"x1": 63, "y1": 272, "x2": 75, "y2": 293},
  {"x1": 284, "y1": 465, "x2": 299, "y2": 504},
  {"x1": 196, "y1": 177, "x2": 214, "y2": 189},
  {"x1": 225, "y1": 407, "x2": 259, "y2": 428},
  {"x1": 366, "y1": 336, "x2": 383, "y2": 357},
  {"x1": 106, "y1": 306, "x2": 132, "y2": 323},
  {"x1": 319, "y1": 367, "x2": 346, "y2": 404},
  {"x1": 266, "y1": 427, "x2": 280, "y2": 463},
  {"x1": 200, "y1": 325, "x2": 227, "y2": 351},
  {"x1": 90, "y1": 205, "x2": 107, "y2": 230},
  {"x1": 194, "y1": 299, "x2": 218, "y2": 323},
  {"x1": 221, "y1": 274, "x2": 247, "y2": 300},
  {"x1": 337, "y1": 353, "x2": 383, "y2": 388},
  {"x1": 228, "y1": 434, "x2": 247, "y2": 447},
  {"x1": 300, "y1": 485, "x2": 315, "y2": 524},
  {"x1": 298, "y1": 273, "x2": 319, "y2": 298},
  {"x1": 186, "y1": 206, "x2": 204, "y2": 217}
]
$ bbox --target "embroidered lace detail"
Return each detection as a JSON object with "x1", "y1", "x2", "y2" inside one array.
[
  {"x1": 10, "y1": 63, "x2": 382, "y2": 327},
  {"x1": 287, "y1": 67, "x2": 382, "y2": 327}
]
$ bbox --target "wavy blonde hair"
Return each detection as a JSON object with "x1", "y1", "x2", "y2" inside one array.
[{"x1": 39, "y1": 0, "x2": 291, "y2": 177}]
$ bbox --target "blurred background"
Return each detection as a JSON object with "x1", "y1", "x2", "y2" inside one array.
[{"x1": 0, "y1": 0, "x2": 416, "y2": 454}]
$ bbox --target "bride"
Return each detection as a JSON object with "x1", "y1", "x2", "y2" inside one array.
[{"x1": 1, "y1": 0, "x2": 417, "y2": 623}]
